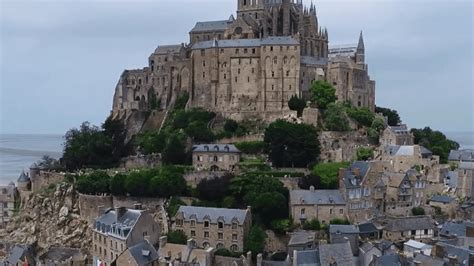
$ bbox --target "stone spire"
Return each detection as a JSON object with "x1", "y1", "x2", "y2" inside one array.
[{"x1": 357, "y1": 31, "x2": 365, "y2": 52}]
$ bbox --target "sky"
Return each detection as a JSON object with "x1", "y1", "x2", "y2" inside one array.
[{"x1": 1, "y1": 0, "x2": 473, "y2": 135}]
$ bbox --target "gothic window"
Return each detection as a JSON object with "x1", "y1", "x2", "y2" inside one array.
[
  {"x1": 203, "y1": 60, "x2": 206, "y2": 67},
  {"x1": 203, "y1": 72, "x2": 206, "y2": 78},
  {"x1": 271, "y1": 71, "x2": 275, "y2": 77},
  {"x1": 231, "y1": 244, "x2": 238, "y2": 252},
  {"x1": 248, "y1": 77, "x2": 250, "y2": 82},
  {"x1": 238, "y1": 69, "x2": 241, "y2": 74},
  {"x1": 273, "y1": 57, "x2": 277, "y2": 64},
  {"x1": 224, "y1": 73, "x2": 227, "y2": 79}
]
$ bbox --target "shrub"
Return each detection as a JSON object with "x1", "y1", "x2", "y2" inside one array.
[
  {"x1": 167, "y1": 230, "x2": 187, "y2": 244},
  {"x1": 167, "y1": 197, "x2": 186, "y2": 217},
  {"x1": 347, "y1": 107, "x2": 375, "y2": 127},
  {"x1": 330, "y1": 218, "x2": 350, "y2": 225},
  {"x1": 310, "y1": 80, "x2": 337, "y2": 109},
  {"x1": 324, "y1": 103, "x2": 350, "y2": 131},
  {"x1": 411, "y1": 127, "x2": 460, "y2": 163},
  {"x1": 302, "y1": 219, "x2": 321, "y2": 230},
  {"x1": 224, "y1": 119, "x2": 239, "y2": 133},
  {"x1": 174, "y1": 92, "x2": 189, "y2": 110},
  {"x1": 235, "y1": 141, "x2": 266, "y2": 154},
  {"x1": 244, "y1": 225, "x2": 266, "y2": 255},
  {"x1": 312, "y1": 162, "x2": 350, "y2": 189},
  {"x1": 270, "y1": 219, "x2": 294, "y2": 235},
  {"x1": 412, "y1": 207, "x2": 425, "y2": 216},
  {"x1": 214, "y1": 248, "x2": 242, "y2": 258},
  {"x1": 375, "y1": 106, "x2": 401, "y2": 126},
  {"x1": 356, "y1": 147, "x2": 374, "y2": 161}
]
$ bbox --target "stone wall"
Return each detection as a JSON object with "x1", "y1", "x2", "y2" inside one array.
[
  {"x1": 318, "y1": 131, "x2": 370, "y2": 162},
  {"x1": 32, "y1": 171, "x2": 65, "y2": 193},
  {"x1": 183, "y1": 171, "x2": 227, "y2": 188},
  {"x1": 119, "y1": 154, "x2": 162, "y2": 170},
  {"x1": 78, "y1": 194, "x2": 113, "y2": 223},
  {"x1": 217, "y1": 134, "x2": 263, "y2": 145}
]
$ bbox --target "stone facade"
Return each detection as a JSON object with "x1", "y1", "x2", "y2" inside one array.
[
  {"x1": 379, "y1": 216, "x2": 435, "y2": 243},
  {"x1": 173, "y1": 206, "x2": 252, "y2": 252},
  {"x1": 111, "y1": 0, "x2": 375, "y2": 122},
  {"x1": 0, "y1": 183, "x2": 16, "y2": 229},
  {"x1": 91, "y1": 207, "x2": 160, "y2": 266},
  {"x1": 289, "y1": 187, "x2": 347, "y2": 225},
  {"x1": 192, "y1": 144, "x2": 241, "y2": 171},
  {"x1": 380, "y1": 124, "x2": 414, "y2": 146}
]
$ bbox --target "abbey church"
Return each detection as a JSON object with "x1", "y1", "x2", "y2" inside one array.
[{"x1": 112, "y1": 0, "x2": 375, "y2": 120}]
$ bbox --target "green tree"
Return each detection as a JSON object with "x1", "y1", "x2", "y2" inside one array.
[
  {"x1": 347, "y1": 107, "x2": 375, "y2": 127},
  {"x1": 224, "y1": 119, "x2": 239, "y2": 133},
  {"x1": 270, "y1": 219, "x2": 294, "y2": 235},
  {"x1": 196, "y1": 174, "x2": 233, "y2": 202},
  {"x1": 330, "y1": 218, "x2": 350, "y2": 225},
  {"x1": 411, "y1": 127, "x2": 460, "y2": 163},
  {"x1": 302, "y1": 219, "x2": 321, "y2": 230},
  {"x1": 110, "y1": 173, "x2": 127, "y2": 196},
  {"x1": 167, "y1": 197, "x2": 186, "y2": 217},
  {"x1": 312, "y1": 162, "x2": 350, "y2": 189},
  {"x1": 136, "y1": 131, "x2": 167, "y2": 155},
  {"x1": 244, "y1": 225, "x2": 266, "y2": 255},
  {"x1": 149, "y1": 166, "x2": 187, "y2": 198},
  {"x1": 235, "y1": 141, "x2": 266, "y2": 155},
  {"x1": 310, "y1": 80, "x2": 337, "y2": 109},
  {"x1": 162, "y1": 135, "x2": 187, "y2": 165},
  {"x1": 356, "y1": 147, "x2": 374, "y2": 161},
  {"x1": 76, "y1": 171, "x2": 111, "y2": 195},
  {"x1": 102, "y1": 116, "x2": 128, "y2": 160},
  {"x1": 371, "y1": 117, "x2": 387, "y2": 132},
  {"x1": 124, "y1": 171, "x2": 152, "y2": 196},
  {"x1": 167, "y1": 230, "x2": 187, "y2": 244},
  {"x1": 375, "y1": 106, "x2": 401, "y2": 126},
  {"x1": 288, "y1": 95, "x2": 307, "y2": 117},
  {"x1": 174, "y1": 92, "x2": 189, "y2": 110},
  {"x1": 185, "y1": 121, "x2": 215, "y2": 142},
  {"x1": 264, "y1": 120, "x2": 320, "y2": 168},
  {"x1": 324, "y1": 103, "x2": 350, "y2": 131},
  {"x1": 412, "y1": 207, "x2": 426, "y2": 216}
]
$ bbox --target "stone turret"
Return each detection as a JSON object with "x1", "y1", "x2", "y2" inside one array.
[{"x1": 17, "y1": 170, "x2": 31, "y2": 191}]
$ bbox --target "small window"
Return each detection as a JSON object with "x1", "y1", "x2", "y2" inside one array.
[
  {"x1": 218, "y1": 232, "x2": 223, "y2": 239},
  {"x1": 270, "y1": 46, "x2": 273, "y2": 52},
  {"x1": 203, "y1": 72, "x2": 206, "y2": 78},
  {"x1": 203, "y1": 60, "x2": 206, "y2": 67},
  {"x1": 204, "y1": 231, "x2": 209, "y2": 238},
  {"x1": 201, "y1": 49, "x2": 205, "y2": 56},
  {"x1": 272, "y1": 71, "x2": 275, "y2": 77},
  {"x1": 204, "y1": 221, "x2": 209, "y2": 228},
  {"x1": 424, "y1": 229, "x2": 429, "y2": 235},
  {"x1": 191, "y1": 230, "x2": 196, "y2": 237},
  {"x1": 191, "y1": 220, "x2": 196, "y2": 227},
  {"x1": 218, "y1": 222, "x2": 224, "y2": 229},
  {"x1": 301, "y1": 208, "x2": 305, "y2": 215},
  {"x1": 244, "y1": 48, "x2": 248, "y2": 54},
  {"x1": 232, "y1": 233, "x2": 237, "y2": 241},
  {"x1": 232, "y1": 222, "x2": 238, "y2": 229},
  {"x1": 252, "y1": 48, "x2": 256, "y2": 54},
  {"x1": 236, "y1": 49, "x2": 240, "y2": 54}
]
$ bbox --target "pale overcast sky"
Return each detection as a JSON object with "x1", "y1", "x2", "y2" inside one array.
[{"x1": 1, "y1": 0, "x2": 473, "y2": 134}]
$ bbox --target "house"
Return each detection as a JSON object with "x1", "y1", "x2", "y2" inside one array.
[
  {"x1": 403, "y1": 239, "x2": 432, "y2": 258},
  {"x1": 116, "y1": 240, "x2": 159, "y2": 266},
  {"x1": 385, "y1": 169, "x2": 427, "y2": 214},
  {"x1": 38, "y1": 247, "x2": 88, "y2": 266},
  {"x1": 287, "y1": 231, "x2": 316, "y2": 255},
  {"x1": 433, "y1": 240, "x2": 474, "y2": 265},
  {"x1": 192, "y1": 144, "x2": 241, "y2": 171},
  {"x1": 157, "y1": 236, "x2": 213, "y2": 266},
  {"x1": 173, "y1": 205, "x2": 251, "y2": 252},
  {"x1": 380, "y1": 145, "x2": 439, "y2": 173},
  {"x1": 372, "y1": 253, "x2": 405, "y2": 266},
  {"x1": 358, "y1": 222, "x2": 381, "y2": 240},
  {"x1": 338, "y1": 161, "x2": 389, "y2": 223},
  {"x1": 289, "y1": 187, "x2": 346, "y2": 225},
  {"x1": 380, "y1": 124, "x2": 414, "y2": 146},
  {"x1": 292, "y1": 249, "x2": 319, "y2": 266},
  {"x1": 456, "y1": 161, "x2": 474, "y2": 199},
  {"x1": 358, "y1": 242, "x2": 381, "y2": 266},
  {"x1": 439, "y1": 221, "x2": 474, "y2": 238},
  {"x1": 91, "y1": 206, "x2": 160, "y2": 266},
  {"x1": 410, "y1": 253, "x2": 444, "y2": 266},
  {"x1": 318, "y1": 242, "x2": 355, "y2": 266},
  {"x1": 5, "y1": 245, "x2": 35, "y2": 266},
  {"x1": 0, "y1": 182, "x2": 17, "y2": 229},
  {"x1": 329, "y1": 224, "x2": 359, "y2": 255},
  {"x1": 380, "y1": 216, "x2": 435, "y2": 242},
  {"x1": 448, "y1": 149, "x2": 474, "y2": 163}
]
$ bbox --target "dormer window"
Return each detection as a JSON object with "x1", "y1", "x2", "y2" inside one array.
[
  {"x1": 191, "y1": 220, "x2": 196, "y2": 227},
  {"x1": 204, "y1": 221, "x2": 210, "y2": 228},
  {"x1": 232, "y1": 222, "x2": 238, "y2": 229},
  {"x1": 224, "y1": 145, "x2": 230, "y2": 152},
  {"x1": 204, "y1": 145, "x2": 209, "y2": 151},
  {"x1": 214, "y1": 145, "x2": 219, "y2": 151},
  {"x1": 218, "y1": 222, "x2": 224, "y2": 229}
]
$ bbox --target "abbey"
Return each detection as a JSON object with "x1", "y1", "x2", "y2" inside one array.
[{"x1": 112, "y1": 0, "x2": 375, "y2": 120}]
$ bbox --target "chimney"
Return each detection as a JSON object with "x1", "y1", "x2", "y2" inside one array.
[
  {"x1": 159, "y1": 236, "x2": 167, "y2": 248},
  {"x1": 187, "y1": 238, "x2": 195, "y2": 249},
  {"x1": 134, "y1": 202, "x2": 142, "y2": 210},
  {"x1": 310, "y1": 186, "x2": 315, "y2": 192},
  {"x1": 246, "y1": 251, "x2": 252, "y2": 265},
  {"x1": 352, "y1": 168, "x2": 361, "y2": 177},
  {"x1": 115, "y1": 206, "x2": 127, "y2": 220},
  {"x1": 256, "y1": 254, "x2": 263, "y2": 266}
]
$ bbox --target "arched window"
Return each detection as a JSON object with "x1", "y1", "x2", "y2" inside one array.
[
  {"x1": 216, "y1": 243, "x2": 224, "y2": 250},
  {"x1": 230, "y1": 244, "x2": 239, "y2": 252}
]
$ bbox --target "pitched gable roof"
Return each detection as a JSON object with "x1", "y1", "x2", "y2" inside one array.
[{"x1": 176, "y1": 206, "x2": 249, "y2": 225}]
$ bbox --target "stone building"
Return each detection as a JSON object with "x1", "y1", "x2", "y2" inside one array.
[
  {"x1": 380, "y1": 124, "x2": 414, "y2": 146},
  {"x1": 327, "y1": 32, "x2": 376, "y2": 111},
  {"x1": 338, "y1": 161, "x2": 389, "y2": 223},
  {"x1": 91, "y1": 206, "x2": 160, "y2": 266},
  {"x1": 192, "y1": 144, "x2": 241, "y2": 171},
  {"x1": 329, "y1": 224, "x2": 360, "y2": 255},
  {"x1": 157, "y1": 236, "x2": 214, "y2": 266},
  {"x1": 0, "y1": 182, "x2": 17, "y2": 229},
  {"x1": 173, "y1": 206, "x2": 252, "y2": 252},
  {"x1": 289, "y1": 187, "x2": 347, "y2": 225},
  {"x1": 115, "y1": 240, "x2": 159, "y2": 266},
  {"x1": 456, "y1": 161, "x2": 474, "y2": 199},
  {"x1": 112, "y1": 0, "x2": 375, "y2": 122},
  {"x1": 448, "y1": 149, "x2": 474, "y2": 163},
  {"x1": 379, "y1": 145, "x2": 439, "y2": 173},
  {"x1": 380, "y1": 216, "x2": 435, "y2": 242},
  {"x1": 385, "y1": 169, "x2": 427, "y2": 212}
]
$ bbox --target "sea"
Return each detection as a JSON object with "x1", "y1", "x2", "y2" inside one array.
[{"x1": 0, "y1": 132, "x2": 473, "y2": 185}]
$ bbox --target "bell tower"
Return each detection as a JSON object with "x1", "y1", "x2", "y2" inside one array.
[{"x1": 237, "y1": 0, "x2": 264, "y2": 19}]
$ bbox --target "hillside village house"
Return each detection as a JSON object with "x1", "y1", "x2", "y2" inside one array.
[
  {"x1": 448, "y1": 149, "x2": 474, "y2": 164},
  {"x1": 173, "y1": 206, "x2": 251, "y2": 252},
  {"x1": 157, "y1": 236, "x2": 214, "y2": 266},
  {"x1": 385, "y1": 169, "x2": 427, "y2": 211},
  {"x1": 0, "y1": 182, "x2": 16, "y2": 229},
  {"x1": 380, "y1": 216, "x2": 435, "y2": 242},
  {"x1": 380, "y1": 124, "x2": 414, "y2": 146},
  {"x1": 456, "y1": 161, "x2": 474, "y2": 199},
  {"x1": 379, "y1": 145, "x2": 438, "y2": 173},
  {"x1": 115, "y1": 240, "x2": 159, "y2": 266},
  {"x1": 289, "y1": 187, "x2": 347, "y2": 225},
  {"x1": 339, "y1": 161, "x2": 389, "y2": 223},
  {"x1": 91, "y1": 206, "x2": 159, "y2": 266},
  {"x1": 192, "y1": 144, "x2": 241, "y2": 171}
]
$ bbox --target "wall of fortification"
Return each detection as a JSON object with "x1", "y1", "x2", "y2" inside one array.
[
  {"x1": 112, "y1": 196, "x2": 164, "y2": 212},
  {"x1": 318, "y1": 131, "x2": 371, "y2": 162},
  {"x1": 78, "y1": 193, "x2": 113, "y2": 223},
  {"x1": 120, "y1": 154, "x2": 162, "y2": 170},
  {"x1": 32, "y1": 171, "x2": 65, "y2": 193}
]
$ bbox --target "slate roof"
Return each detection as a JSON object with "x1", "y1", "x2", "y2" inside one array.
[
  {"x1": 430, "y1": 195, "x2": 454, "y2": 204},
  {"x1": 154, "y1": 45, "x2": 183, "y2": 55},
  {"x1": 404, "y1": 240, "x2": 431, "y2": 250},
  {"x1": 319, "y1": 242, "x2": 354, "y2": 266},
  {"x1": 377, "y1": 254, "x2": 402, "y2": 265},
  {"x1": 190, "y1": 19, "x2": 232, "y2": 33},
  {"x1": 330, "y1": 224, "x2": 359, "y2": 234},
  {"x1": 384, "y1": 216, "x2": 435, "y2": 232},
  {"x1": 411, "y1": 253, "x2": 444, "y2": 266},
  {"x1": 358, "y1": 223, "x2": 379, "y2": 234},
  {"x1": 290, "y1": 189, "x2": 345, "y2": 205},
  {"x1": 17, "y1": 171, "x2": 30, "y2": 182},
  {"x1": 192, "y1": 36, "x2": 299, "y2": 49},
  {"x1": 359, "y1": 242, "x2": 376, "y2": 253},
  {"x1": 288, "y1": 231, "x2": 316, "y2": 246},
  {"x1": 436, "y1": 241, "x2": 474, "y2": 265},
  {"x1": 294, "y1": 249, "x2": 319, "y2": 266},
  {"x1": 300, "y1": 56, "x2": 328, "y2": 66},
  {"x1": 6, "y1": 245, "x2": 34, "y2": 264},
  {"x1": 95, "y1": 208, "x2": 142, "y2": 239},
  {"x1": 440, "y1": 221, "x2": 467, "y2": 237},
  {"x1": 448, "y1": 149, "x2": 474, "y2": 162},
  {"x1": 459, "y1": 161, "x2": 474, "y2": 170},
  {"x1": 341, "y1": 161, "x2": 370, "y2": 189},
  {"x1": 389, "y1": 124, "x2": 410, "y2": 135},
  {"x1": 176, "y1": 206, "x2": 249, "y2": 225},
  {"x1": 127, "y1": 240, "x2": 159, "y2": 265},
  {"x1": 192, "y1": 144, "x2": 240, "y2": 153}
]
